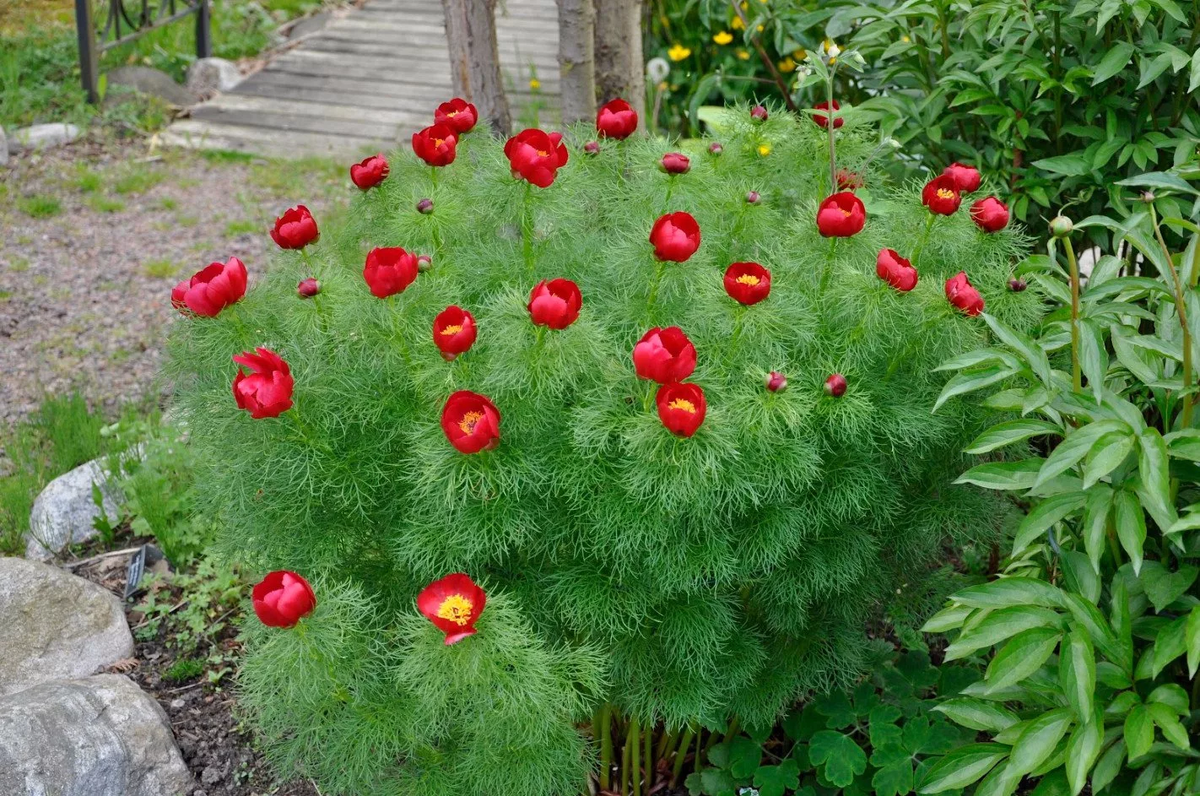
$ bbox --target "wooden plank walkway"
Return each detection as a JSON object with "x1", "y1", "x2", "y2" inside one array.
[{"x1": 163, "y1": 0, "x2": 561, "y2": 159}]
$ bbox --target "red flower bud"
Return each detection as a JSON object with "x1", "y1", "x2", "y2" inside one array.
[
  {"x1": 836, "y1": 169, "x2": 863, "y2": 191},
  {"x1": 441, "y1": 390, "x2": 500, "y2": 454},
  {"x1": 297, "y1": 277, "x2": 320, "y2": 298},
  {"x1": 812, "y1": 99, "x2": 842, "y2": 129},
  {"x1": 824, "y1": 373, "x2": 847, "y2": 397},
  {"x1": 660, "y1": 152, "x2": 690, "y2": 174},
  {"x1": 583, "y1": 140, "x2": 600, "y2": 156},
  {"x1": 434, "y1": 97, "x2": 478, "y2": 134},
  {"x1": 750, "y1": 105, "x2": 768, "y2": 122},
  {"x1": 708, "y1": 142, "x2": 724, "y2": 156},
  {"x1": 417, "y1": 573, "x2": 487, "y2": 644},
  {"x1": 252, "y1": 570, "x2": 316, "y2": 628},
  {"x1": 765, "y1": 371, "x2": 787, "y2": 392},
  {"x1": 970, "y1": 196, "x2": 1009, "y2": 232},
  {"x1": 363, "y1": 247, "x2": 419, "y2": 299},
  {"x1": 650, "y1": 212, "x2": 701, "y2": 262},
  {"x1": 1008, "y1": 278, "x2": 1027, "y2": 292},
  {"x1": 270, "y1": 205, "x2": 319, "y2": 250},
  {"x1": 416, "y1": 198, "x2": 434, "y2": 214},
  {"x1": 350, "y1": 154, "x2": 389, "y2": 190},
  {"x1": 942, "y1": 162, "x2": 981, "y2": 193},
  {"x1": 723, "y1": 261, "x2": 771, "y2": 305},
  {"x1": 528, "y1": 278, "x2": 582, "y2": 329},
  {"x1": 746, "y1": 190, "x2": 761, "y2": 205},
  {"x1": 171, "y1": 256, "x2": 247, "y2": 317},
  {"x1": 504, "y1": 129, "x2": 569, "y2": 188},
  {"x1": 232, "y1": 347, "x2": 294, "y2": 419},
  {"x1": 875, "y1": 248, "x2": 918, "y2": 292},
  {"x1": 412, "y1": 123, "x2": 458, "y2": 167},
  {"x1": 922, "y1": 175, "x2": 961, "y2": 215},
  {"x1": 433, "y1": 305, "x2": 477, "y2": 360},
  {"x1": 417, "y1": 254, "x2": 433, "y2": 273},
  {"x1": 656, "y1": 382, "x2": 706, "y2": 437},
  {"x1": 945, "y1": 271, "x2": 984, "y2": 316},
  {"x1": 596, "y1": 98, "x2": 638, "y2": 140},
  {"x1": 633, "y1": 326, "x2": 697, "y2": 384},
  {"x1": 815, "y1": 192, "x2": 866, "y2": 237}
]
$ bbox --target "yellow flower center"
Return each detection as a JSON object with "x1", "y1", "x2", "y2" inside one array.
[
  {"x1": 459, "y1": 410, "x2": 484, "y2": 434},
  {"x1": 735, "y1": 274, "x2": 760, "y2": 286},
  {"x1": 668, "y1": 398, "x2": 697, "y2": 414},
  {"x1": 536, "y1": 149, "x2": 550, "y2": 157},
  {"x1": 840, "y1": 207, "x2": 853, "y2": 217},
  {"x1": 433, "y1": 138, "x2": 445, "y2": 148},
  {"x1": 441, "y1": 324, "x2": 463, "y2": 336},
  {"x1": 936, "y1": 188, "x2": 955, "y2": 200},
  {"x1": 446, "y1": 110, "x2": 458, "y2": 117},
  {"x1": 437, "y1": 594, "x2": 475, "y2": 626}
]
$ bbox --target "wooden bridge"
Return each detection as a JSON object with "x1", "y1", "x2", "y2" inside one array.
[{"x1": 164, "y1": 0, "x2": 561, "y2": 159}]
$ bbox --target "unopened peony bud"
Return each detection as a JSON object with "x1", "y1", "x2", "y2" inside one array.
[
  {"x1": 297, "y1": 278, "x2": 320, "y2": 298},
  {"x1": 417, "y1": 254, "x2": 433, "y2": 272},
  {"x1": 765, "y1": 371, "x2": 787, "y2": 392},
  {"x1": 750, "y1": 105, "x2": 768, "y2": 122},
  {"x1": 1048, "y1": 215, "x2": 1073, "y2": 238},
  {"x1": 746, "y1": 190, "x2": 761, "y2": 205},
  {"x1": 417, "y1": 198, "x2": 434, "y2": 215},
  {"x1": 583, "y1": 140, "x2": 600, "y2": 155},
  {"x1": 708, "y1": 142, "x2": 724, "y2": 155},
  {"x1": 1008, "y1": 278, "x2": 1027, "y2": 292},
  {"x1": 660, "y1": 152, "x2": 691, "y2": 174},
  {"x1": 1140, "y1": 190, "x2": 1156, "y2": 203},
  {"x1": 824, "y1": 373, "x2": 847, "y2": 397}
]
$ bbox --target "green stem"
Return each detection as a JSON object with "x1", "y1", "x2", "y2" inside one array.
[
  {"x1": 826, "y1": 68, "x2": 837, "y2": 193},
  {"x1": 522, "y1": 182, "x2": 535, "y2": 276},
  {"x1": 662, "y1": 177, "x2": 675, "y2": 216},
  {"x1": 430, "y1": 165, "x2": 438, "y2": 194},
  {"x1": 643, "y1": 719, "x2": 653, "y2": 791},
  {"x1": 670, "y1": 726, "x2": 694, "y2": 787},
  {"x1": 1149, "y1": 206, "x2": 1194, "y2": 429},
  {"x1": 646, "y1": 259, "x2": 666, "y2": 318},
  {"x1": 299, "y1": 246, "x2": 320, "y2": 280},
  {"x1": 1063, "y1": 236, "x2": 1083, "y2": 393},
  {"x1": 819, "y1": 237, "x2": 837, "y2": 294},
  {"x1": 387, "y1": 296, "x2": 412, "y2": 369},
  {"x1": 630, "y1": 715, "x2": 641, "y2": 796},
  {"x1": 621, "y1": 718, "x2": 632, "y2": 795},
  {"x1": 911, "y1": 213, "x2": 937, "y2": 268},
  {"x1": 598, "y1": 703, "x2": 613, "y2": 792}
]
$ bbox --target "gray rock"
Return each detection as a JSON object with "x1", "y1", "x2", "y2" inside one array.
[
  {"x1": 0, "y1": 557, "x2": 134, "y2": 697},
  {"x1": 107, "y1": 65, "x2": 197, "y2": 107},
  {"x1": 288, "y1": 11, "x2": 329, "y2": 38},
  {"x1": 185, "y1": 57, "x2": 243, "y2": 97},
  {"x1": 7, "y1": 122, "x2": 81, "y2": 154},
  {"x1": 0, "y1": 674, "x2": 193, "y2": 796},
  {"x1": 26, "y1": 457, "x2": 123, "y2": 560},
  {"x1": 0, "y1": 125, "x2": 8, "y2": 166}
]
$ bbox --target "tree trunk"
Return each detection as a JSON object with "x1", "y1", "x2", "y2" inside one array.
[
  {"x1": 441, "y1": 0, "x2": 512, "y2": 135},
  {"x1": 593, "y1": 0, "x2": 645, "y2": 120},
  {"x1": 555, "y1": 0, "x2": 596, "y2": 125}
]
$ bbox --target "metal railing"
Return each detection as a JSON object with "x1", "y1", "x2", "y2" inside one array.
[{"x1": 75, "y1": 0, "x2": 211, "y2": 103}]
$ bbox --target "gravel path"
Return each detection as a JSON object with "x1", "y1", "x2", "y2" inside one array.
[{"x1": 0, "y1": 137, "x2": 346, "y2": 426}]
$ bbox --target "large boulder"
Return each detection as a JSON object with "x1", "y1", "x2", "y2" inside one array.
[
  {"x1": 26, "y1": 457, "x2": 122, "y2": 560},
  {"x1": 186, "y1": 57, "x2": 243, "y2": 97},
  {"x1": 7, "y1": 122, "x2": 81, "y2": 154},
  {"x1": 106, "y1": 65, "x2": 197, "y2": 106},
  {"x1": 0, "y1": 557, "x2": 134, "y2": 697},
  {"x1": 0, "y1": 674, "x2": 193, "y2": 796}
]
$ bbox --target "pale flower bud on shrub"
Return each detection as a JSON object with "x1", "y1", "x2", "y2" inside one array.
[
  {"x1": 765, "y1": 371, "x2": 787, "y2": 392},
  {"x1": 417, "y1": 254, "x2": 433, "y2": 272},
  {"x1": 746, "y1": 191, "x2": 761, "y2": 205},
  {"x1": 708, "y1": 142, "x2": 723, "y2": 156},
  {"x1": 1049, "y1": 215, "x2": 1073, "y2": 238},
  {"x1": 417, "y1": 198, "x2": 434, "y2": 215}
]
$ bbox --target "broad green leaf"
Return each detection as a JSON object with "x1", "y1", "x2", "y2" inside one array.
[
  {"x1": 1035, "y1": 420, "x2": 1128, "y2": 488},
  {"x1": 1138, "y1": 561, "x2": 1198, "y2": 612},
  {"x1": 1166, "y1": 510, "x2": 1200, "y2": 533},
  {"x1": 1146, "y1": 683, "x2": 1190, "y2": 714},
  {"x1": 1147, "y1": 703, "x2": 1189, "y2": 749},
  {"x1": 984, "y1": 627, "x2": 1061, "y2": 691},
  {"x1": 1079, "y1": 319, "x2": 1108, "y2": 399},
  {"x1": 1061, "y1": 550, "x2": 1101, "y2": 605},
  {"x1": 935, "y1": 365, "x2": 1019, "y2": 411},
  {"x1": 1124, "y1": 705, "x2": 1154, "y2": 760},
  {"x1": 918, "y1": 743, "x2": 1009, "y2": 793},
  {"x1": 1091, "y1": 738, "x2": 1125, "y2": 792},
  {"x1": 1115, "y1": 171, "x2": 1200, "y2": 196},
  {"x1": 1059, "y1": 626, "x2": 1096, "y2": 720},
  {"x1": 1013, "y1": 492, "x2": 1088, "y2": 554},
  {"x1": 952, "y1": 577, "x2": 1065, "y2": 609},
  {"x1": 956, "y1": 459, "x2": 1043, "y2": 491},
  {"x1": 921, "y1": 604, "x2": 972, "y2": 633},
  {"x1": 934, "y1": 698, "x2": 1020, "y2": 732},
  {"x1": 1032, "y1": 153, "x2": 1093, "y2": 177},
  {"x1": 1064, "y1": 594, "x2": 1125, "y2": 671},
  {"x1": 808, "y1": 731, "x2": 867, "y2": 787},
  {"x1": 1150, "y1": 615, "x2": 1188, "y2": 679},
  {"x1": 1082, "y1": 431, "x2": 1135, "y2": 489},
  {"x1": 1082, "y1": 485, "x2": 1113, "y2": 573},
  {"x1": 753, "y1": 759, "x2": 800, "y2": 796},
  {"x1": 1136, "y1": 428, "x2": 1175, "y2": 530},
  {"x1": 869, "y1": 747, "x2": 914, "y2": 796},
  {"x1": 1191, "y1": 46, "x2": 1200, "y2": 93},
  {"x1": 1164, "y1": 428, "x2": 1200, "y2": 461},
  {"x1": 982, "y1": 313, "x2": 1053, "y2": 385},
  {"x1": 934, "y1": 348, "x2": 1020, "y2": 372},
  {"x1": 1007, "y1": 708, "x2": 1073, "y2": 776},
  {"x1": 1113, "y1": 490, "x2": 1147, "y2": 575},
  {"x1": 1188, "y1": 605, "x2": 1200, "y2": 677},
  {"x1": 944, "y1": 606, "x2": 1064, "y2": 661},
  {"x1": 966, "y1": 420, "x2": 1062, "y2": 454},
  {"x1": 1096, "y1": 661, "x2": 1132, "y2": 689},
  {"x1": 1091, "y1": 42, "x2": 1135, "y2": 85},
  {"x1": 1065, "y1": 718, "x2": 1102, "y2": 796}
]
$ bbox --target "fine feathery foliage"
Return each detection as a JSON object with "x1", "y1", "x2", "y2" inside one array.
[{"x1": 167, "y1": 104, "x2": 1039, "y2": 794}]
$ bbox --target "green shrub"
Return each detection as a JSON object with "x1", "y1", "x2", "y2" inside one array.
[
  {"x1": 925, "y1": 164, "x2": 1200, "y2": 795},
  {"x1": 167, "y1": 103, "x2": 1038, "y2": 793}
]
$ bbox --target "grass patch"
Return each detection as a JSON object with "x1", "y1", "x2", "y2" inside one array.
[
  {"x1": 8, "y1": 257, "x2": 30, "y2": 272},
  {"x1": 113, "y1": 167, "x2": 166, "y2": 195},
  {"x1": 72, "y1": 165, "x2": 103, "y2": 193},
  {"x1": 164, "y1": 657, "x2": 205, "y2": 683},
  {"x1": 175, "y1": 214, "x2": 199, "y2": 228},
  {"x1": 159, "y1": 197, "x2": 179, "y2": 211},
  {"x1": 224, "y1": 219, "x2": 259, "y2": 236},
  {"x1": 142, "y1": 258, "x2": 179, "y2": 278},
  {"x1": 17, "y1": 194, "x2": 62, "y2": 218},
  {"x1": 0, "y1": 290, "x2": 12, "y2": 301},
  {"x1": 201, "y1": 149, "x2": 257, "y2": 165},
  {"x1": 87, "y1": 195, "x2": 126, "y2": 213}
]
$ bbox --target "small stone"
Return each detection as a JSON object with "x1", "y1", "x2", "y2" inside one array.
[
  {"x1": 201, "y1": 766, "x2": 221, "y2": 785},
  {"x1": 0, "y1": 126, "x2": 8, "y2": 167},
  {"x1": 106, "y1": 66, "x2": 197, "y2": 107},
  {"x1": 170, "y1": 698, "x2": 186, "y2": 709},
  {"x1": 26, "y1": 457, "x2": 122, "y2": 560},
  {"x1": 8, "y1": 123, "x2": 81, "y2": 155},
  {"x1": 185, "y1": 57, "x2": 242, "y2": 97},
  {"x1": 288, "y1": 11, "x2": 330, "y2": 39}
]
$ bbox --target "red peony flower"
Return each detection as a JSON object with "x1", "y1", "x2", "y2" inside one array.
[
  {"x1": 171, "y1": 256, "x2": 247, "y2": 317},
  {"x1": 633, "y1": 326, "x2": 696, "y2": 384},
  {"x1": 297, "y1": 277, "x2": 320, "y2": 298},
  {"x1": 656, "y1": 382, "x2": 706, "y2": 437},
  {"x1": 650, "y1": 212, "x2": 701, "y2": 262},
  {"x1": 723, "y1": 261, "x2": 771, "y2": 305},
  {"x1": 970, "y1": 197, "x2": 1009, "y2": 232},
  {"x1": 271, "y1": 205, "x2": 319, "y2": 250},
  {"x1": 252, "y1": 570, "x2": 316, "y2": 628},
  {"x1": 765, "y1": 371, "x2": 787, "y2": 392},
  {"x1": 363, "y1": 247, "x2": 419, "y2": 299},
  {"x1": 836, "y1": 169, "x2": 863, "y2": 191},
  {"x1": 350, "y1": 154, "x2": 389, "y2": 190},
  {"x1": 945, "y1": 271, "x2": 985, "y2": 316},
  {"x1": 528, "y1": 278, "x2": 582, "y2": 329},
  {"x1": 660, "y1": 152, "x2": 690, "y2": 174},
  {"x1": 417, "y1": 573, "x2": 487, "y2": 645},
  {"x1": 596, "y1": 98, "x2": 638, "y2": 139},
  {"x1": 232, "y1": 347, "x2": 294, "y2": 419},
  {"x1": 922, "y1": 175, "x2": 962, "y2": 215},
  {"x1": 816, "y1": 192, "x2": 866, "y2": 237},
  {"x1": 434, "y1": 98, "x2": 478, "y2": 133},
  {"x1": 825, "y1": 373, "x2": 847, "y2": 397},
  {"x1": 812, "y1": 100, "x2": 842, "y2": 129},
  {"x1": 504, "y1": 129, "x2": 569, "y2": 188},
  {"x1": 412, "y1": 123, "x2": 458, "y2": 167},
  {"x1": 441, "y1": 390, "x2": 501, "y2": 454},
  {"x1": 433, "y1": 305, "x2": 477, "y2": 360},
  {"x1": 875, "y1": 249, "x2": 918, "y2": 292},
  {"x1": 942, "y1": 162, "x2": 981, "y2": 193}
]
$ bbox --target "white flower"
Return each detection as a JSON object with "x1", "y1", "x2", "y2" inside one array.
[{"x1": 646, "y1": 57, "x2": 670, "y2": 84}]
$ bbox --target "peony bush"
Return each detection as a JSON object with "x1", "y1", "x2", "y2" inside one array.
[{"x1": 166, "y1": 95, "x2": 1040, "y2": 794}]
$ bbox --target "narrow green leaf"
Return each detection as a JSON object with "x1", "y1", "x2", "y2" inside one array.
[
  {"x1": 956, "y1": 459, "x2": 1043, "y2": 491},
  {"x1": 1013, "y1": 492, "x2": 1088, "y2": 554},
  {"x1": 952, "y1": 577, "x2": 1066, "y2": 609},
  {"x1": 1082, "y1": 432, "x2": 1135, "y2": 489},
  {"x1": 1115, "y1": 170, "x2": 1200, "y2": 196},
  {"x1": 935, "y1": 365, "x2": 1019, "y2": 412},
  {"x1": 1150, "y1": 615, "x2": 1188, "y2": 679},
  {"x1": 921, "y1": 603, "x2": 972, "y2": 633},
  {"x1": 1065, "y1": 718, "x2": 1102, "y2": 796},
  {"x1": 1079, "y1": 319, "x2": 1108, "y2": 399},
  {"x1": 1136, "y1": 428, "x2": 1175, "y2": 530},
  {"x1": 966, "y1": 420, "x2": 1063, "y2": 454},
  {"x1": 1113, "y1": 490, "x2": 1147, "y2": 575},
  {"x1": 1059, "y1": 626, "x2": 1096, "y2": 721},
  {"x1": 1007, "y1": 708, "x2": 1073, "y2": 776},
  {"x1": 982, "y1": 313, "x2": 1052, "y2": 385},
  {"x1": 1147, "y1": 703, "x2": 1189, "y2": 749},
  {"x1": 1146, "y1": 683, "x2": 1189, "y2": 714},
  {"x1": 1187, "y1": 605, "x2": 1200, "y2": 677},
  {"x1": 1090, "y1": 738, "x2": 1125, "y2": 792},
  {"x1": 984, "y1": 627, "x2": 1061, "y2": 692},
  {"x1": 1082, "y1": 485, "x2": 1113, "y2": 574},
  {"x1": 1035, "y1": 420, "x2": 1128, "y2": 488},
  {"x1": 919, "y1": 744, "x2": 1009, "y2": 793},
  {"x1": 1124, "y1": 705, "x2": 1154, "y2": 761},
  {"x1": 1092, "y1": 42, "x2": 1135, "y2": 84},
  {"x1": 1164, "y1": 428, "x2": 1200, "y2": 461},
  {"x1": 934, "y1": 698, "x2": 1021, "y2": 732},
  {"x1": 944, "y1": 606, "x2": 1064, "y2": 661}
]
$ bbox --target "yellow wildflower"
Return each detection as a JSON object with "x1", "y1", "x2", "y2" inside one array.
[
  {"x1": 658, "y1": 81, "x2": 669, "y2": 92},
  {"x1": 757, "y1": 24, "x2": 764, "y2": 32},
  {"x1": 901, "y1": 34, "x2": 911, "y2": 43},
  {"x1": 529, "y1": 78, "x2": 541, "y2": 91},
  {"x1": 713, "y1": 31, "x2": 733, "y2": 45},
  {"x1": 668, "y1": 44, "x2": 692, "y2": 61},
  {"x1": 793, "y1": 48, "x2": 807, "y2": 60},
  {"x1": 731, "y1": 16, "x2": 744, "y2": 30},
  {"x1": 778, "y1": 57, "x2": 796, "y2": 73},
  {"x1": 758, "y1": 143, "x2": 771, "y2": 157},
  {"x1": 736, "y1": 49, "x2": 750, "y2": 61}
]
